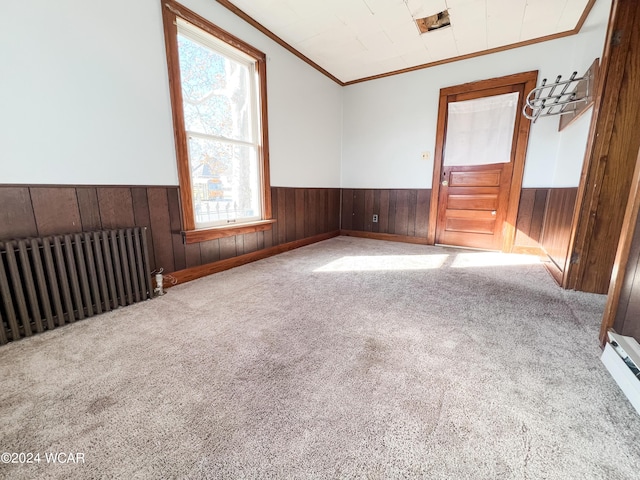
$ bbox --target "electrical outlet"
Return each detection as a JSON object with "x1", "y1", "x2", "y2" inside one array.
[
  {"x1": 421, "y1": 151, "x2": 431, "y2": 160},
  {"x1": 373, "y1": 214, "x2": 379, "y2": 223}
]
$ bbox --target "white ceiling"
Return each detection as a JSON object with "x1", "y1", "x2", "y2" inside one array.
[{"x1": 222, "y1": 0, "x2": 593, "y2": 84}]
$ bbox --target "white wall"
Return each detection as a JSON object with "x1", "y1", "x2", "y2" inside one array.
[
  {"x1": 0, "y1": 0, "x2": 343, "y2": 188},
  {"x1": 0, "y1": 0, "x2": 177, "y2": 185},
  {"x1": 552, "y1": 109, "x2": 593, "y2": 187},
  {"x1": 0, "y1": 0, "x2": 611, "y2": 190},
  {"x1": 341, "y1": 0, "x2": 612, "y2": 189}
]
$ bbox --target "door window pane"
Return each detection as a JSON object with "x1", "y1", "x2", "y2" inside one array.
[{"x1": 444, "y1": 92, "x2": 519, "y2": 167}]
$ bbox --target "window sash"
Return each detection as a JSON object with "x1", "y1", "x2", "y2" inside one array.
[
  {"x1": 187, "y1": 136, "x2": 262, "y2": 228},
  {"x1": 177, "y1": 25, "x2": 260, "y2": 149},
  {"x1": 162, "y1": 0, "x2": 271, "y2": 237}
]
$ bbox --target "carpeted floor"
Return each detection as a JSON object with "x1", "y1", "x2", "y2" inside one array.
[{"x1": 1, "y1": 236, "x2": 639, "y2": 479}]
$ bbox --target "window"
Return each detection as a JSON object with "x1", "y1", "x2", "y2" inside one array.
[{"x1": 161, "y1": 1, "x2": 272, "y2": 243}]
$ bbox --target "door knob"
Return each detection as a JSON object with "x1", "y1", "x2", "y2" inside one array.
[{"x1": 442, "y1": 180, "x2": 448, "y2": 186}]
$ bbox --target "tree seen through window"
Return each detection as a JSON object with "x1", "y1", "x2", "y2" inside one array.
[{"x1": 177, "y1": 25, "x2": 260, "y2": 227}]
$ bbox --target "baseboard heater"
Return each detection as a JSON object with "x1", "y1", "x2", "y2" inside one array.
[
  {"x1": 0, "y1": 227, "x2": 153, "y2": 345},
  {"x1": 601, "y1": 331, "x2": 640, "y2": 415}
]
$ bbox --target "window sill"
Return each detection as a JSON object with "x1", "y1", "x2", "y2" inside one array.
[{"x1": 183, "y1": 219, "x2": 276, "y2": 244}]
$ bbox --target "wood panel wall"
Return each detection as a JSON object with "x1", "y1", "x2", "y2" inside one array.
[
  {"x1": 0, "y1": 184, "x2": 580, "y2": 287},
  {"x1": 0, "y1": 185, "x2": 340, "y2": 275},
  {"x1": 513, "y1": 188, "x2": 548, "y2": 252},
  {"x1": 540, "y1": 188, "x2": 579, "y2": 275},
  {"x1": 341, "y1": 187, "x2": 552, "y2": 251},
  {"x1": 341, "y1": 189, "x2": 430, "y2": 240}
]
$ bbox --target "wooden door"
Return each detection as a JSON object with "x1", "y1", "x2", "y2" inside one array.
[
  {"x1": 436, "y1": 162, "x2": 512, "y2": 250},
  {"x1": 429, "y1": 72, "x2": 537, "y2": 252}
]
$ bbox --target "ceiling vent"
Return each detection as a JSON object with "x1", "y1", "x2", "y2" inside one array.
[{"x1": 415, "y1": 10, "x2": 451, "y2": 34}]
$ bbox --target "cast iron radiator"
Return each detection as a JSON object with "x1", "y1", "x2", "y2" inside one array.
[{"x1": 0, "y1": 227, "x2": 153, "y2": 345}]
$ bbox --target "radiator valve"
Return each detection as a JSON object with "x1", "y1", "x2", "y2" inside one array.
[{"x1": 154, "y1": 272, "x2": 165, "y2": 296}]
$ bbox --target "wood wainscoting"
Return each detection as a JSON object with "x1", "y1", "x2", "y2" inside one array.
[
  {"x1": 512, "y1": 187, "x2": 579, "y2": 285},
  {"x1": 0, "y1": 184, "x2": 579, "y2": 287},
  {"x1": 513, "y1": 188, "x2": 548, "y2": 255},
  {"x1": 514, "y1": 187, "x2": 581, "y2": 286},
  {"x1": 340, "y1": 189, "x2": 430, "y2": 243},
  {"x1": 540, "y1": 188, "x2": 579, "y2": 285},
  {"x1": 341, "y1": 187, "x2": 553, "y2": 252},
  {"x1": 0, "y1": 186, "x2": 340, "y2": 281}
]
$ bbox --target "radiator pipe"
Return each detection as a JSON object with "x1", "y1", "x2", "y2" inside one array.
[{"x1": 154, "y1": 273, "x2": 165, "y2": 296}]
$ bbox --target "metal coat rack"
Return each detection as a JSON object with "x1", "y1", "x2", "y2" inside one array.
[{"x1": 523, "y1": 69, "x2": 595, "y2": 123}]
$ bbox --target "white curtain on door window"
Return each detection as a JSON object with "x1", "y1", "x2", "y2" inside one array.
[{"x1": 444, "y1": 92, "x2": 519, "y2": 166}]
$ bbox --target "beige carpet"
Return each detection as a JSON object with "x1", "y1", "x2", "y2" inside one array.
[{"x1": 1, "y1": 236, "x2": 639, "y2": 479}]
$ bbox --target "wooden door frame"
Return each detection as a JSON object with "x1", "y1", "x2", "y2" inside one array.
[
  {"x1": 599, "y1": 145, "x2": 640, "y2": 344},
  {"x1": 427, "y1": 71, "x2": 538, "y2": 251},
  {"x1": 564, "y1": 0, "x2": 640, "y2": 293}
]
